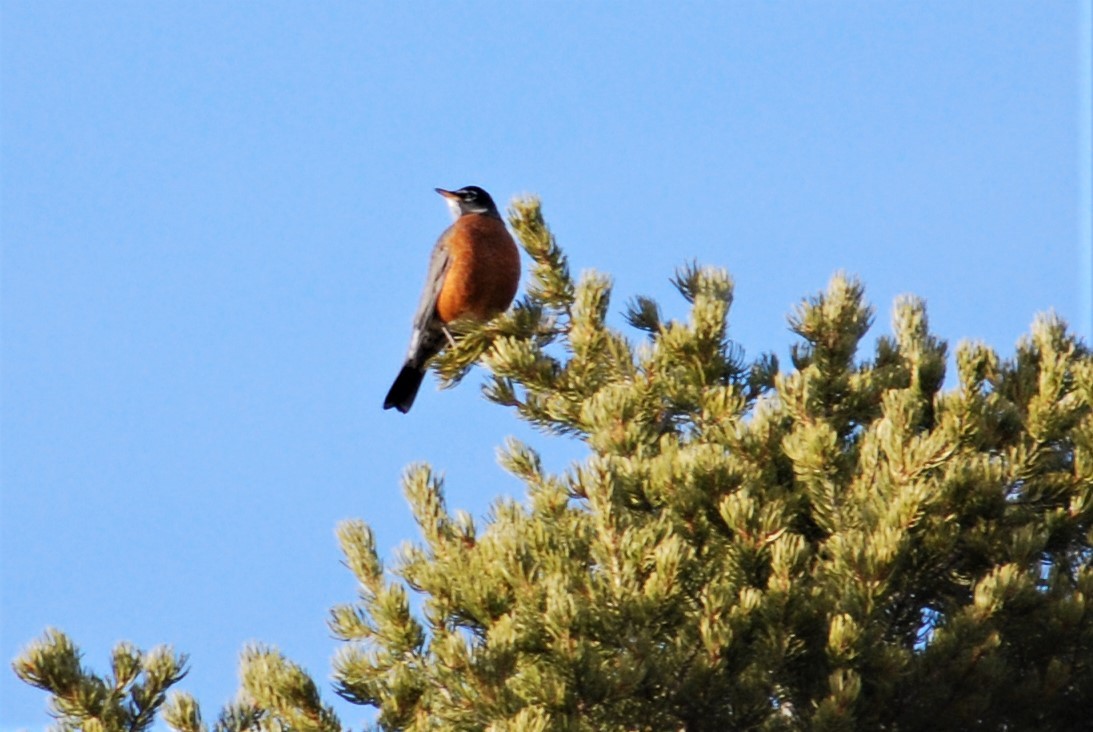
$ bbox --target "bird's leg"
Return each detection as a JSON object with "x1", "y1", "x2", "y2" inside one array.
[{"x1": 442, "y1": 326, "x2": 457, "y2": 348}]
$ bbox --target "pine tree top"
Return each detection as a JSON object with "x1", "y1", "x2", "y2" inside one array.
[{"x1": 16, "y1": 197, "x2": 1093, "y2": 732}]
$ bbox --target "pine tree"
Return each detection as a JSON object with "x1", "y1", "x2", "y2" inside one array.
[{"x1": 15, "y1": 197, "x2": 1093, "y2": 731}]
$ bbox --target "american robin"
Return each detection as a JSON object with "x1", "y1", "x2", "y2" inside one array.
[{"x1": 383, "y1": 186, "x2": 521, "y2": 413}]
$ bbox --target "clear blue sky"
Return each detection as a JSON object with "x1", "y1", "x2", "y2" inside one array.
[{"x1": 3, "y1": 2, "x2": 1089, "y2": 728}]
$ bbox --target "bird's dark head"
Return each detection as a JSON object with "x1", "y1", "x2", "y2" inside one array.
[{"x1": 435, "y1": 186, "x2": 500, "y2": 218}]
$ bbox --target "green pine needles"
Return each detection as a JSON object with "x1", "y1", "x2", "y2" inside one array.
[{"x1": 15, "y1": 197, "x2": 1093, "y2": 730}]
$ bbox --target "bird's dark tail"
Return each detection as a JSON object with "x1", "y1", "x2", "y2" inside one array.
[{"x1": 383, "y1": 364, "x2": 426, "y2": 413}]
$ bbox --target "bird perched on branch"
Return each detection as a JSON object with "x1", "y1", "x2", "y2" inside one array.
[{"x1": 383, "y1": 186, "x2": 520, "y2": 413}]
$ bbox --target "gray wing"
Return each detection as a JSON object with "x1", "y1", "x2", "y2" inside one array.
[{"x1": 404, "y1": 235, "x2": 452, "y2": 365}]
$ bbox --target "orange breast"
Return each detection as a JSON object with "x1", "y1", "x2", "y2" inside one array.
[{"x1": 436, "y1": 215, "x2": 521, "y2": 323}]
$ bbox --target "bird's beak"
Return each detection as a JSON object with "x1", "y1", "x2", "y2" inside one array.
[{"x1": 435, "y1": 188, "x2": 459, "y2": 200}]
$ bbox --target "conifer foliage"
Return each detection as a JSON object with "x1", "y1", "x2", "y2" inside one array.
[{"x1": 15, "y1": 198, "x2": 1093, "y2": 730}]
